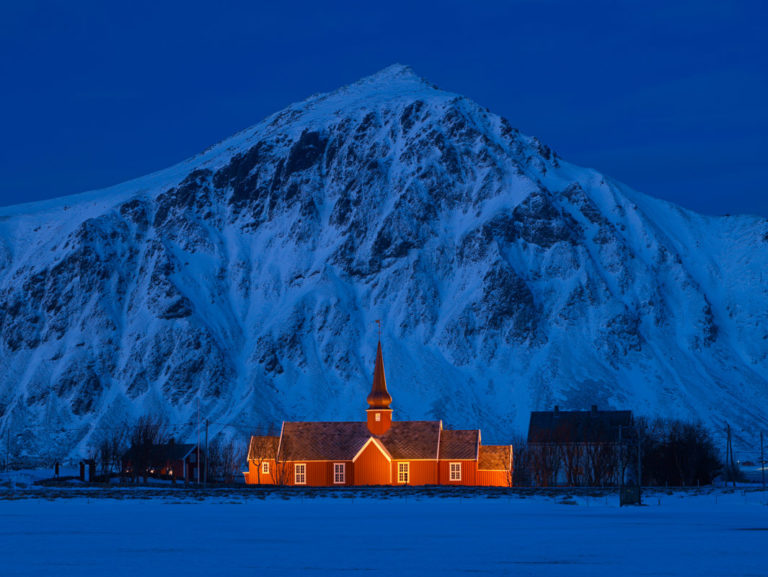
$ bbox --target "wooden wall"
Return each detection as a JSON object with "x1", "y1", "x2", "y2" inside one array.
[
  {"x1": 390, "y1": 461, "x2": 438, "y2": 485},
  {"x1": 245, "y1": 459, "x2": 276, "y2": 485},
  {"x1": 285, "y1": 461, "x2": 354, "y2": 486},
  {"x1": 438, "y1": 460, "x2": 477, "y2": 485},
  {"x1": 476, "y1": 470, "x2": 511, "y2": 487},
  {"x1": 244, "y1": 458, "x2": 511, "y2": 487},
  {"x1": 354, "y1": 442, "x2": 391, "y2": 485}
]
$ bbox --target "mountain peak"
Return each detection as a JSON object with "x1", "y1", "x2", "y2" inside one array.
[
  {"x1": 310, "y1": 64, "x2": 442, "y2": 109},
  {"x1": 362, "y1": 64, "x2": 424, "y2": 84}
]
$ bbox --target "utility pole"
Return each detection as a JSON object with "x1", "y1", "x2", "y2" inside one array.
[
  {"x1": 637, "y1": 430, "x2": 642, "y2": 498},
  {"x1": 204, "y1": 419, "x2": 209, "y2": 488},
  {"x1": 618, "y1": 425, "x2": 623, "y2": 491},
  {"x1": 761, "y1": 431, "x2": 765, "y2": 491},
  {"x1": 726, "y1": 423, "x2": 736, "y2": 488},
  {"x1": 197, "y1": 398, "x2": 201, "y2": 485}
]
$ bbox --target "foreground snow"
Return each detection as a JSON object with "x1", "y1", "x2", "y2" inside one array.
[{"x1": 0, "y1": 490, "x2": 766, "y2": 576}]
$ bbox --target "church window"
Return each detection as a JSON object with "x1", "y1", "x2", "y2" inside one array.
[
  {"x1": 334, "y1": 463, "x2": 345, "y2": 484},
  {"x1": 398, "y1": 462, "x2": 409, "y2": 484},
  {"x1": 295, "y1": 463, "x2": 306, "y2": 485}
]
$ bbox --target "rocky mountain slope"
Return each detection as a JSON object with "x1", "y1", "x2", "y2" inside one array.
[{"x1": 1, "y1": 65, "x2": 767, "y2": 460}]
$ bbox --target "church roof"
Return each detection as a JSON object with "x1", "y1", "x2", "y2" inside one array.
[
  {"x1": 278, "y1": 420, "x2": 443, "y2": 461},
  {"x1": 280, "y1": 422, "x2": 369, "y2": 461},
  {"x1": 478, "y1": 445, "x2": 512, "y2": 471},
  {"x1": 380, "y1": 421, "x2": 441, "y2": 460},
  {"x1": 438, "y1": 429, "x2": 479, "y2": 460},
  {"x1": 247, "y1": 435, "x2": 280, "y2": 461}
]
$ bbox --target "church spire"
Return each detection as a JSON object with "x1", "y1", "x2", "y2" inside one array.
[
  {"x1": 367, "y1": 340, "x2": 392, "y2": 410},
  {"x1": 366, "y1": 331, "x2": 393, "y2": 436}
]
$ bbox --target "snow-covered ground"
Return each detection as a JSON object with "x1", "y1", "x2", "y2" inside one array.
[{"x1": 1, "y1": 489, "x2": 766, "y2": 576}]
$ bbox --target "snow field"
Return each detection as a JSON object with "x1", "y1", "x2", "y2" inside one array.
[{"x1": 0, "y1": 491, "x2": 766, "y2": 576}]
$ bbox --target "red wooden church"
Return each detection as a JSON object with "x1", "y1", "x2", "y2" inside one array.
[{"x1": 244, "y1": 341, "x2": 512, "y2": 486}]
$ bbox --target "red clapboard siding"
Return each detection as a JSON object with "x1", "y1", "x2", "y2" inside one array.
[
  {"x1": 354, "y1": 442, "x2": 391, "y2": 485},
  {"x1": 391, "y1": 461, "x2": 438, "y2": 485},
  {"x1": 476, "y1": 470, "x2": 511, "y2": 487},
  {"x1": 438, "y1": 460, "x2": 477, "y2": 485}
]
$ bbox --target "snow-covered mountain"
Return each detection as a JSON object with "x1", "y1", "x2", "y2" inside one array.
[{"x1": 1, "y1": 65, "x2": 767, "y2": 461}]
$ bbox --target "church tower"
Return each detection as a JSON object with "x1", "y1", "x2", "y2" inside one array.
[{"x1": 366, "y1": 340, "x2": 393, "y2": 435}]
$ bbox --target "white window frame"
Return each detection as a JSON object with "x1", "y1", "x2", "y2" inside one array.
[
  {"x1": 333, "y1": 463, "x2": 346, "y2": 484},
  {"x1": 398, "y1": 462, "x2": 409, "y2": 484},
  {"x1": 294, "y1": 463, "x2": 306, "y2": 485},
  {"x1": 450, "y1": 462, "x2": 462, "y2": 482},
  {"x1": 375, "y1": 412, "x2": 381, "y2": 422},
  {"x1": 261, "y1": 461, "x2": 270, "y2": 475}
]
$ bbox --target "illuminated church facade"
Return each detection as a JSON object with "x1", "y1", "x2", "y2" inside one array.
[{"x1": 244, "y1": 342, "x2": 512, "y2": 487}]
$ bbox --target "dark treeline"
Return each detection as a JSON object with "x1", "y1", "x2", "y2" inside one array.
[{"x1": 636, "y1": 417, "x2": 723, "y2": 487}]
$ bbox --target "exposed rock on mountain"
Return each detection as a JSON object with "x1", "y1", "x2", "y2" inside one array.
[{"x1": 1, "y1": 65, "x2": 766, "y2": 459}]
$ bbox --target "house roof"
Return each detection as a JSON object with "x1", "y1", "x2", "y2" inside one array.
[
  {"x1": 247, "y1": 436, "x2": 280, "y2": 461},
  {"x1": 438, "y1": 429, "x2": 479, "y2": 460},
  {"x1": 478, "y1": 445, "x2": 512, "y2": 470},
  {"x1": 280, "y1": 422, "x2": 370, "y2": 461},
  {"x1": 527, "y1": 407, "x2": 633, "y2": 444},
  {"x1": 277, "y1": 420, "x2": 443, "y2": 461},
  {"x1": 382, "y1": 421, "x2": 442, "y2": 460},
  {"x1": 122, "y1": 442, "x2": 197, "y2": 463}
]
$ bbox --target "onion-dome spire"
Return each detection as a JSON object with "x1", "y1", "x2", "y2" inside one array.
[{"x1": 367, "y1": 340, "x2": 392, "y2": 409}]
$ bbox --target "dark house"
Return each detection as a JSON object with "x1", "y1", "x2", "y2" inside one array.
[
  {"x1": 122, "y1": 441, "x2": 203, "y2": 482},
  {"x1": 527, "y1": 405, "x2": 633, "y2": 487}
]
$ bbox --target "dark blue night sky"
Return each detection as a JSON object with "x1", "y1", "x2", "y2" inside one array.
[{"x1": 1, "y1": 0, "x2": 766, "y2": 216}]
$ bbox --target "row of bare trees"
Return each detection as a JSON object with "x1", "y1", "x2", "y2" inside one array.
[
  {"x1": 513, "y1": 418, "x2": 723, "y2": 487},
  {"x1": 518, "y1": 439, "x2": 624, "y2": 487},
  {"x1": 207, "y1": 437, "x2": 247, "y2": 483}
]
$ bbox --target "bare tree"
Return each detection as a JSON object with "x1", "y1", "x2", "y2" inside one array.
[
  {"x1": 94, "y1": 424, "x2": 129, "y2": 481},
  {"x1": 127, "y1": 414, "x2": 168, "y2": 483},
  {"x1": 561, "y1": 442, "x2": 585, "y2": 486},
  {"x1": 529, "y1": 441, "x2": 561, "y2": 487},
  {"x1": 207, "y1": 438, "x2": 224, "y2": 482},
  {"x1": 585, "y1": 441, "x2": 618, "y2": 486},
  {"x1": 208, "y1": 436, "x2": 248, "y2": 484},
  {"x1": 273, "y1": 435, "x2": 292, "y2": 487},
  {"x1": 637, "y1": 417, "x2": 722, "y2": 486},
  {"x1": 509, "y1": 436, "x2": 531, "y2": 487},
  {"x1": 248, "y1": 426, "x2": 279, "y2": 485},
  {"x1": 221, "y1": 438, "x2": 247, "y2": 483}
]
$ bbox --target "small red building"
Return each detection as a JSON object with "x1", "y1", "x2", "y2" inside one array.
[{"x1": 244, "y1": 341, "x2": 512, "y2": 487}]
